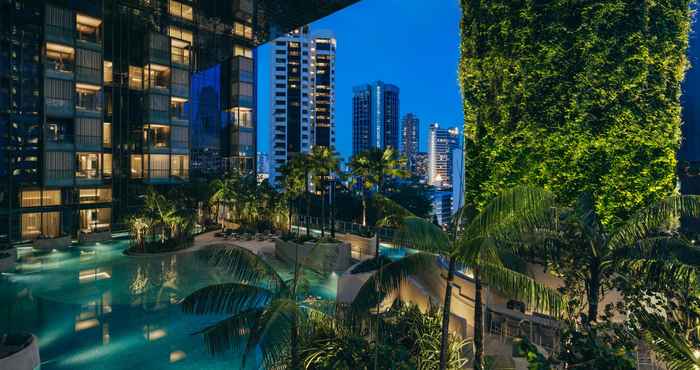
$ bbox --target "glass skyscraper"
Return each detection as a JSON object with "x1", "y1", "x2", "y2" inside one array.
[{"x1": 352, "y1": 81, "x2": 400, "y2": 155}]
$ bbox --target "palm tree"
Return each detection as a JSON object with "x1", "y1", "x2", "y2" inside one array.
[
  {"x1": 637, "y1": 310, "x2": 700, "y2": 370},
  {"x1": 182, "y1": 244, "x2": 334, "y2": 369},
  {"x1": 348, "y1": 147, "x2": 409, "y2": 227},
  {"x1": 309, "y1": 146, "x2": 340, "y2": 238},
  {"x1": 209, "y1": 175, "x2": 235, "y2": 228},
  {"x1": 279, "y1": 156, "x2": 307, "y2": 234},
  {"x1": 516, "y1": 193, "x2": 700, "y2": 323},
  {"x1": 352, "y1": 187, "x2": 564, "y2": 370}
]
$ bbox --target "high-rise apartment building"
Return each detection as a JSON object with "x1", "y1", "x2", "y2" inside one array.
[
  {"x1": 401, "y1": 113, "x2": 420, "y2": 171},
  {"x1": 428, "y1": 123, "x2": 460, "y2": 188},
  {"x1": 352, "y1": 81, "x2": 399, "y2": 155},
  {"x1": 269, "y1": 27, "x2": 336, "y2": 184},
  {"x1": 451, "y1": 147, "x2": 465, "y2": 214},
  {"x1": 0, "y1": 0, "x2": 356, "y2": 244},
  {"x1": 413, "y1": 152, "x2": 429, "y2": 182}
]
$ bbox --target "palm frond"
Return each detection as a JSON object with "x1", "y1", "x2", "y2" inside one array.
[
  {"x1": 350, "y1": 252, "x2": 435, "y2": 314},
  {"x1": 480, "y1": 263, "x2": 564, "y2": 318},
  {"x1": 393, "y1": 216, "x2": 450, "y2": 254},
  {"x1": 205, "y1": 245, "x2": 287, "y2": 292},
  {"x1": 465, "y1": 186, "x2": 556, "y2": 240},
  {"x1": 372, "y1": 193, "x2": 414, "y2": 228},
  {"x1": 194, "y1": 307, "x2": 264, "y2": 355},
  {"x1": 619, "y1": 257, "x2": 699, "y2": 286},
  {"x1": 181, "y1": 283, "x2": 273, "y2": 315},
  {"x1": 244, "y1": 298, "x2": 298, "y2": 369},
  {"x1": 637, "y1": 310, "x2": 700, "y2": 370},
  {"x1": 610, "y1": 195, "x2": 700, "y2": 250}
]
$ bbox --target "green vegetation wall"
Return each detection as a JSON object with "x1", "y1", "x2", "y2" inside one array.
[{"x1": 460, "y1": 0, "x2": 691, "y2": 225}]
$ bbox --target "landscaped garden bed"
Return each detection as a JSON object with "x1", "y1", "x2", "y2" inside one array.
[{"x1": 274, "y1": 233, "x2": 351, "y2": 273}]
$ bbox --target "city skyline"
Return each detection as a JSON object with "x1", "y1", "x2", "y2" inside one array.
[{"x1": 256, "y1": 0, "x2": 463, "y2": 161}]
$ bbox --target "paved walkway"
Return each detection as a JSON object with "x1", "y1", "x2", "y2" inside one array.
[{"x1": 193, "y1": 230, "x2": 276, "y2": 256}]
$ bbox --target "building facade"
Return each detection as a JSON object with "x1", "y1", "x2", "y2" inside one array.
[
  {"x1": 430, "y1": 190, "x2": 453, "y2": 227},
  {"x1": 401, "y1": 112, "x2": 419, "y2": 170},
  {"x1": 0, "y1": 0, "x2": 356, "y2": 244},
  {"x1": 428, "y1": 123, "x2": 460, "y2": 188},
  {"x1": 352, "y1": 81, "x2": 399, "y2": 156},
  {"x1": 269, "y1": 27, "x2": 336, "y2": 184},
  {"x1": 451, "y1": 147, "x2": 464, "y2": 214},
  {"x1": 413, "y1": 152, "x2": 429, "y2": 182}
]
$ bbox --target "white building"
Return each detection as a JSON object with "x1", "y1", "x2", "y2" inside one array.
[
  {"x1": 269, "y1": 26, "x2": 336, "y2": 184},
  {"x1": 451, "y1": 147, "x2": 465, "y2": 214},
  {"x1": 428, "y1": 123, "x2": 460, "y2": 188}
]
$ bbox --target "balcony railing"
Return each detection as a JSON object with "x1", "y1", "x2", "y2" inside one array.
[
  {"x1": 45, "y1": 60, "x2": 74, "y2": 75},
  {"x1": 45, "y1": 169, "x2": 73, "y2": 181},
  {"x1": 76, "y1": 66, "x2": 101, "y2": 83},
  {"x1": 75, "y1": 134, "x2": 101, "y2": 147},
  {"x1": 75, "y1": 169, "x2": 100, "y2": 180}
]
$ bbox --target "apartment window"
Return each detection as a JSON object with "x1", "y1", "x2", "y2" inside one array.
[
  {"x1": 76, "y1": 152, "x2": 100, "y2": 179},
  {"x1": 103, "y1": 61, "x2": 113, "y2": 84},
  {"x1": 103, "y1": 122, "x2": 112, "y2": 147},
  {"x1": 171, "y1": 68, "x2": 188, "y2": 96},
  {"x1": 46, "y1": 118, "x2": 73, "y2": 144},
  {"x1": 75, "y1": 84, "x2": 102, "y2": 112},
  {"x1": 76, "y1": 48, "x2": 101, "y2": 82},
  {"x1": 45, "y1": 151, "x2": 74, "y2": 181},
  {"x1": 46, "y1": 5, "x2": 74, "y2": 40},
  {"x1": 79, "y1": 188, "x2": 112, "y2": 204},
  {"x1": 168, "y1": 0, "x2": 194, "y2": 21},
  {"x1": 20, "y1": 190, "x2": 61, "y2": 208},
  {"x1": 145, "y1": 64, "x2": 170, "y2": 90},
  {"x1": 168, "y1": 26, "x2": 193, "y2": 45},
  {"x1": 76, "y1": 14, "x2": 102, "y2": 44},
  {"x1": 233, "y1": 22, "x2": 253, "y2": 39},
  {"x1": 80, "y1": 208, "x2": 111, "y2": 233},
  {"x1": 172, "y1": 126, "x2": 188, "y2": 148},
  {"x1": 171, "y1": 155, "x2": 189, "y2": 178},
  {"x1": 232, "y1": 82, "x2": 253, "y2": 97},
  {"x1": 46, "y1": 78, "x2": 73, "y2": 109},
  {"x1": 144, "y1": 124, "x2": 170, "y2": 148},
  {"x1": 171, "y1": 97, "x2": 187, "y2": 120},
  {"x1": 146, "y1": 154, "x2": 169, "y2": 178},
  {"x1": 22, "y1": 212, "x2": 60, "y2": 240},
  {"x1": 45, "y1": 43, "x2": 74, "y2": 73},
  {"x1": 129, "y1": 66, "x2": 143, "y2": 90},
  {"x1": 130, "y1": 155, "x2": 143, "y2": 178},
  {"x1": 234, "y1": 46, "x2": 253, "y2": 58},
  {"x1": 171, "y1": 39, "x2": 190, "y2": 65},
  {"x1": 232, "y1": 107, "x2": 253, "y2": 129},
  {"x1": 149, "y1": 94, "x2": 169, "y2": 115},
  {"x1": 103, "y1": 153, "x2": 112, "y2": 177},
  {"x1": 76, "y1": 117, "x2": 102, "y2": 146}
]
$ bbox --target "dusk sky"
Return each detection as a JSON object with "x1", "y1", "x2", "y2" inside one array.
[{"x1": 256, "y1": 0, "x2": 464, "y2": 161}]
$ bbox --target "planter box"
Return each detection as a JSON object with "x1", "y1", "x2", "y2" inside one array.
[
  {"x1": 79, "y1": 231, "x2": 112, "y2": 243},
  {"x1": 0, "y1": 248, "x2": 17, "y2": 273},
  {"x1": 274, "y1": 239, "x2": 351, "y2": 273},
  {"x1": 32, "y1": 235, "x2": 72, "y2": 251},
  {"x1": 336, "y1": 233, "x2": 375, "y2": 261},
  {"x1": 0, "y1": 333, "x2": 40, "y2": 370}
]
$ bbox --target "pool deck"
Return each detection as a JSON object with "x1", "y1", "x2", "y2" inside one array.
[{"x1": 193, "y1": 231, "x2": 276, "y2": 256}]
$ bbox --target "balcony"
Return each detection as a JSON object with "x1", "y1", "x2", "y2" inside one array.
[
  {"x1": 75, "y1": 83, "x2": 102, "y2": 118},
  {"x1": 170, "y1": 97, "x2": 188, "y2": 125},
  {"x1": 147, "y1": 33, "x2": 170, "y2": 65},
  {"x1": 76, "y1": 14, "x2": 102, "y2": 50},
  {"x1": 45, "y1": 169, "x2": 74, "y2": 187},
  {"x1": 45, "y1": 43, "x2": 75, "y2": 80},
  {"x1": 146, "y1": 93, "x2": 170, "y2": 124}
]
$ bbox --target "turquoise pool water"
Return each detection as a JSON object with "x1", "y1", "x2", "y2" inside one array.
[{"x1": 0, "y1": 240, "x2": 337, "y2": 369}]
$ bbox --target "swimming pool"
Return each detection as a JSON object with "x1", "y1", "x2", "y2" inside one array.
[{"x1": 0, "y1": 240, "x2": 337, "y2": 370}]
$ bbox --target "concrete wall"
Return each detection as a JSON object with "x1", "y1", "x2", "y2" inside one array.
[
  {"x1": 336, "y1": 233, "x2": 375, "y2": 261},
  {"x1": 275, "y1": 239, "x2": 351, "y2": 272},
  {"x1": 0, "y1": 334, "x2": 40, "y2": 370},
  {"x1": 32, "y1": 235, "x2": 72, "y2": 251}
]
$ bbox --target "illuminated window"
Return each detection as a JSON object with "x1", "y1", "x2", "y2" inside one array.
[
  {"x1": 168, "y1": 0, "x2": 193, "y2": 21},
  {"x1": 46, "y1": 43, "x2": 75, "y2": 73},
  {"x1": 170, "y1": 155, "x2": 189, "y2": 178},
  {"x1": 103, "y1": 153, "x2": 112, "y2": 177},
  {"x1": 170, "y1": 97, "x2": 187, "y2": 120},
  {"x1": 144, "y1": 124, "x2": 170, "y2": 148},
  {"x1": 145, "y1": 64, "x2": 171, "y2": 90},
  {"x1": 104, "y1": 61, "x2": 113, "y2": 84},
  {"x1": 129, "y1": 66, "x2": 143, "y2": 90},
  {"x1": 233, "y1": 22, "x2": 253, "y2": 39},
  {"x1": 146, "y1": 154, "x2": 170, "y2": 178},
  {"x1": 75, "y1": 83, "x2": 102, "y2": 112},
  {"x1": 22, "y1": 212, "x2": 60, "y2": 240},
  {"x1": 76, "y1": 152, "x2": 101, "y2": 179},
  {"x1": 103, "y1": 122, "x2": 112, "y2": 147},
  {"x1": 80, "y1": 208, "x2": 111, "y2": 233},
  {"x1": 168, "y1": 26, "x2": 193, "y2": 45},
  {"x1": 76, "y1": 14, "x2": 102, "y2": 44},
  {"x1": 79, "y1": 188, "x2": 112, "y2": 204},
  {"x1": 20, "y1": 190, "x2": 61, "y2": 208},
  {"x1": 171, "y1": 39, "x2": 190, "y2": 65},
  {"x1": 130, "y1": 155, "x2": 143, "y2": 178},
  {"x1": 234, "y1": 46, "x2": 252, "y2": 58}
]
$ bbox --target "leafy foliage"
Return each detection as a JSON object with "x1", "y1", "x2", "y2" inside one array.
[{"x1": 460, "y1": 0, "x2": 692, "y2": 226}]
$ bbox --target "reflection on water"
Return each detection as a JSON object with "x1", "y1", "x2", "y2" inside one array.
[{"x1": 0, "y1": 240, "x2": 337, "y2": 370}]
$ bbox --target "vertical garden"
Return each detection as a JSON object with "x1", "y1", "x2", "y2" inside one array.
[{"x1": 460, "y1": 0, "x2": 691, "y2": 225}]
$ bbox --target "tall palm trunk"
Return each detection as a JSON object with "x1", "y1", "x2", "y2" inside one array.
[
  {"x1": 473, "y1": 265, "x2": 483, "y2": 370},
  {"x1": 287, "y1": 199, "x2": 293, "y2": 233},
  {"x1": 330, "y1": 184, "x2": 336, "y2": 239},
  {"x1": 305, "y1": 170, "x2": 310, "y2": 237},
  {"x1": 439, "y1": 257, "x2": 456, "y2": 369},
  {"x1": 320, "y1": 184, "x2": 326, "y2": 238},
  {"x1": 291, "y1": 244, "x2": 301, "y2": 370},
  {"x1": 362, "y1": 193, "x2": 367, "y2": 227},
  {"x1": 587, "y1": 259, "x2": 601, "y2": 323}
]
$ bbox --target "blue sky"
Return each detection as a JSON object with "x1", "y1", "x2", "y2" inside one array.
[{"x1": 256, "y1": 0, "x2": 463, "y2": 161}]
